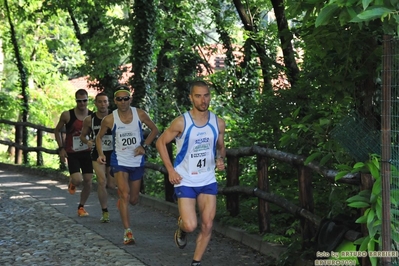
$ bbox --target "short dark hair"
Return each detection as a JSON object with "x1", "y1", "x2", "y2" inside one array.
[
  {"x1": 95, "y1": 92, "x2": 108, "y2": 101},
  {"x1": 75, "y1": 89, "x2": 88, "y2": 98},
  {"x1": 189, "y1": 80, "x2": 209, "y2": 94}
]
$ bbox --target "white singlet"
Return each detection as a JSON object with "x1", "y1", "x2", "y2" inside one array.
[
  {"x1": 174, "y1": 111, "x2": 219, "y2": 187},
  {"x1": 110, "y1": 107, "x2": 144, "y2": 167}
]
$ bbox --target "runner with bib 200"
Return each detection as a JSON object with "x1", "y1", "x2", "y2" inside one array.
[{"x1": 96, "y1": 85, "x2": 159, "y2": 245}]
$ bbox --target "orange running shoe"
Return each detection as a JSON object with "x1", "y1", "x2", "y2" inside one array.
[
  {"x1": 77, "y1": 207, "x2": 89, "y2": 217},
  {"x1": 123, "y1": 228, "x2": 135, "y2": 245},
  {"x1": 68, "y1": 181, "x2": 76, "y2": 195}
]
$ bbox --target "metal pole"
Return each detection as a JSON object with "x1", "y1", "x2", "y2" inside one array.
[{"x1": 381, "y1": 34, "x2": 392, "y2": 265}]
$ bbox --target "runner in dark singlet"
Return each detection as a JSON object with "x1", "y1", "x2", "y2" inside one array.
[
  {"x1": 80, "y1": 92, "x2": 115, "y2": 223},
  {"x1": 54, "y1": 89, "x2": 93, "y2": 217}
]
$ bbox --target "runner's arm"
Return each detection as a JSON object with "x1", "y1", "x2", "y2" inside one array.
[{"x1": 80, "y1": 115, "x2": 93, "y2": 148}]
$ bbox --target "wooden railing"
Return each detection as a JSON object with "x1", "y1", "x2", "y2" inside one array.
[
  {"x1": 148, "y1": 146, "x2": 364, "y2": 237},
  {"x1": 0, "y1": 119, "x2": 371, "y2": 264},
  {"x1": 0, "y1": 119, "x2": 59, "y2": 165},
  {"x1": 148, "y1": 145, "x2": 371, "y2": 265}
]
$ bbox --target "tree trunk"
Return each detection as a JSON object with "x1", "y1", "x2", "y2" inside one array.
[
  {"x1": 130, "y1": 0, "x2": 157, "y2": 107},
  {"x1": 270, "y1": 0, "x2": 300, "y2": 86},
  {"x1": 5, "y1": 0, "x2": 30, "y2": 164},
  {"x1": 232, "y1": 0, "x2": 272, "y2": 90}
]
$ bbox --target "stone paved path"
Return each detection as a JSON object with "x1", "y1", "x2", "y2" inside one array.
[
  {"x1": 0, "y1": 188, "x2": 145, "y2": 266},
  {"x1": 0, "y1": 164, "x2": 277, "y2": 266}
]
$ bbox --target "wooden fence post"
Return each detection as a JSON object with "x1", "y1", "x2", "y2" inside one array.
[
  {"x1": 298, "y1": 165, "x2": 315, "y2": 248},
  {"x1": 36, "y1": 129, "x2": 43, "y2": 166},
  {"x1": 226, "y1": 155, "x2": 240, "y2": 216},
  {"x1": 257, "y1": 154, "x2": 270, "y2": 233},
  {"x1": 140, "y1": 175, "x2": 146, "y2": 194},
  {"x1": 14, "y1": 124, "x2": 22, "y2": 164}
]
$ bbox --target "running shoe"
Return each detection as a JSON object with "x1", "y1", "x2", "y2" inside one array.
[
  {"x1": 124, "y1": 228, "x2": 135, "y2": 245},
  {"x1": 68, "y1": 181, "x2": 76, "y2": 195},
  {"x1": 100, "y1": 211, "x2": 110, "y2": 223},
  {"x1": 77, "y1": 207, "x2": 89, "y2": 217},
  {"x1": 174, "y1": 216, "x2": 187, "y2": 249}
]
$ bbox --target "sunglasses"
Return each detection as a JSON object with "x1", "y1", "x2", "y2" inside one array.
[
  {"x1": 76, "y1": 99, "x2": 88, "y2": 103},
  {"x1": 115, "y1": 96, "x2": 131, "y2": 102}
]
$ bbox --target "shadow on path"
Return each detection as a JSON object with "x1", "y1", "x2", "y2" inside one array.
[{"x1": 0, "y1": 163, "x2": 279, "y2": 266}]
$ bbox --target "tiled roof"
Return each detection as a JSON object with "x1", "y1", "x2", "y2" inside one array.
[
  {"x1": 68, "y1": 76, "x2": 99, "y2": 97},
  {"x1": 68, "y1": 45, "x2": 293, "y2": 94},
  {"x1": 67, "y1": 46, "x2": 236, "y2": 94},
  {"x1": 68, "y1": 64, "x2": 133, "y2": 97}
]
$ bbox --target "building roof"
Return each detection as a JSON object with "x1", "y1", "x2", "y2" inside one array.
[
  {"x1": 68, "y1": 76, "x2": 99, "y2": 97},
  {"x1": 68, "y1": 64, "x2": 133, "y2": 97}
]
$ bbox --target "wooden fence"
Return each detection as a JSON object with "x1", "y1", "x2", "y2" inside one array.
[
  {"x1": 0, "y1": 119, "x2": 59, "y2": 165},
  {"x1": 0, "y1": 119, "x2": 372, "y2": 264}
]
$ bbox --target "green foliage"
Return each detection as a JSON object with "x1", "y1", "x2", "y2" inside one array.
[
  {"x1": 1, "y1": 0, "x2": 89, "y2": 130},
  {"x1": 1, "y1": 1, "x2": 85, "y2": 85},
  {"x1": 262, "y1": 233, "x2": 292, "y2": 245},
  {"x1": 343, "y1": 154, "x2": 399, "y2": 266},
  {"x1": 131, "y1": 0, "x2": 158, "y2": 107},
  {"x1": 1, "y1": 2, "x2": 398, "y2": 264},
  {"x1": 215, "y1": 195, "x2": 279, "y2": 234},
  {"x1": 0, "y1": 91, "x2": 21, "y2": 121},
  {"x1": 315, "y1": 4, "x2": 340, "y2": 27},
  {"x1": 311, "y1": 0, "x2": 399, "y2": 34},
  {"x1": 29, "y1": 85, "x2": 78, "y2": 127},
  {"x1": 143, "y1": 170, "x2": 165, "y2": 198},
  {"x1": 154, "y1": 1, "x2": 215, "y2": 128},
  {"x1": 279, "y1": 101, "x2": 357, "y2": 175},
  {"x1": 327, "y1": 184, "x2": 360, "y2": 218},
  {"x1": 276, "y1": 240, "x2": 307, "y2": 266}
]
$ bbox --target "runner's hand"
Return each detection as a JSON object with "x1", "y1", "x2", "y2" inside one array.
[
  {"x1": 168, "y1": 170, "x2": 182, "y2": 185},
  {"x1": 216, "y1": 157, "x2": 225, "y2": 171},
  {"x1": 97, "y1": 155, "x2": 106, "y2": 165}
]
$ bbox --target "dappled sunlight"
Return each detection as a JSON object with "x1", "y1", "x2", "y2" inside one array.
[
  {"x1": 49, "y1": 203, "x2": 68, "y2": 206},
  {"x1": 34, "y1": 196, "x2": 67, "y2": 202},
  {"x1": 0, "y1": 174, "x2": 24, "y2": 177},
  {"x1": 0, "y1": 182, "x2": 32, "y2": 187},
  {"x1": 0, "y1": 182, "x2": 54, "y2": 191},
  {"x1": 0, "y1": 173, "x2": 70, "y2": 208},
  {"x1": 38, "y1": 196, "x2": 65, "y2": 200},
  {"x1": 10, "y1": 195, "x2": 30, "y2": 199},
  {"x1": 36, "y1": 180, "x2": 58, "y2": 185},
  {"x1": 19, "y1": 186, "x2": 49, "y2": 190},
  {"x1": 0, "y1": 174, "x2": 62, "y2": 190},
  {"x1": 56, "y1": 184, "x2": 70, "y2": 192}
]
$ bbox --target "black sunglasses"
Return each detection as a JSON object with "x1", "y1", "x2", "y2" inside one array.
[
  {"x1": 76, "y1": 99, "x2": 88, "y2": 103},
  {"x1": 115, "y1": 96, "x2": 131, "y2": 102}
]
